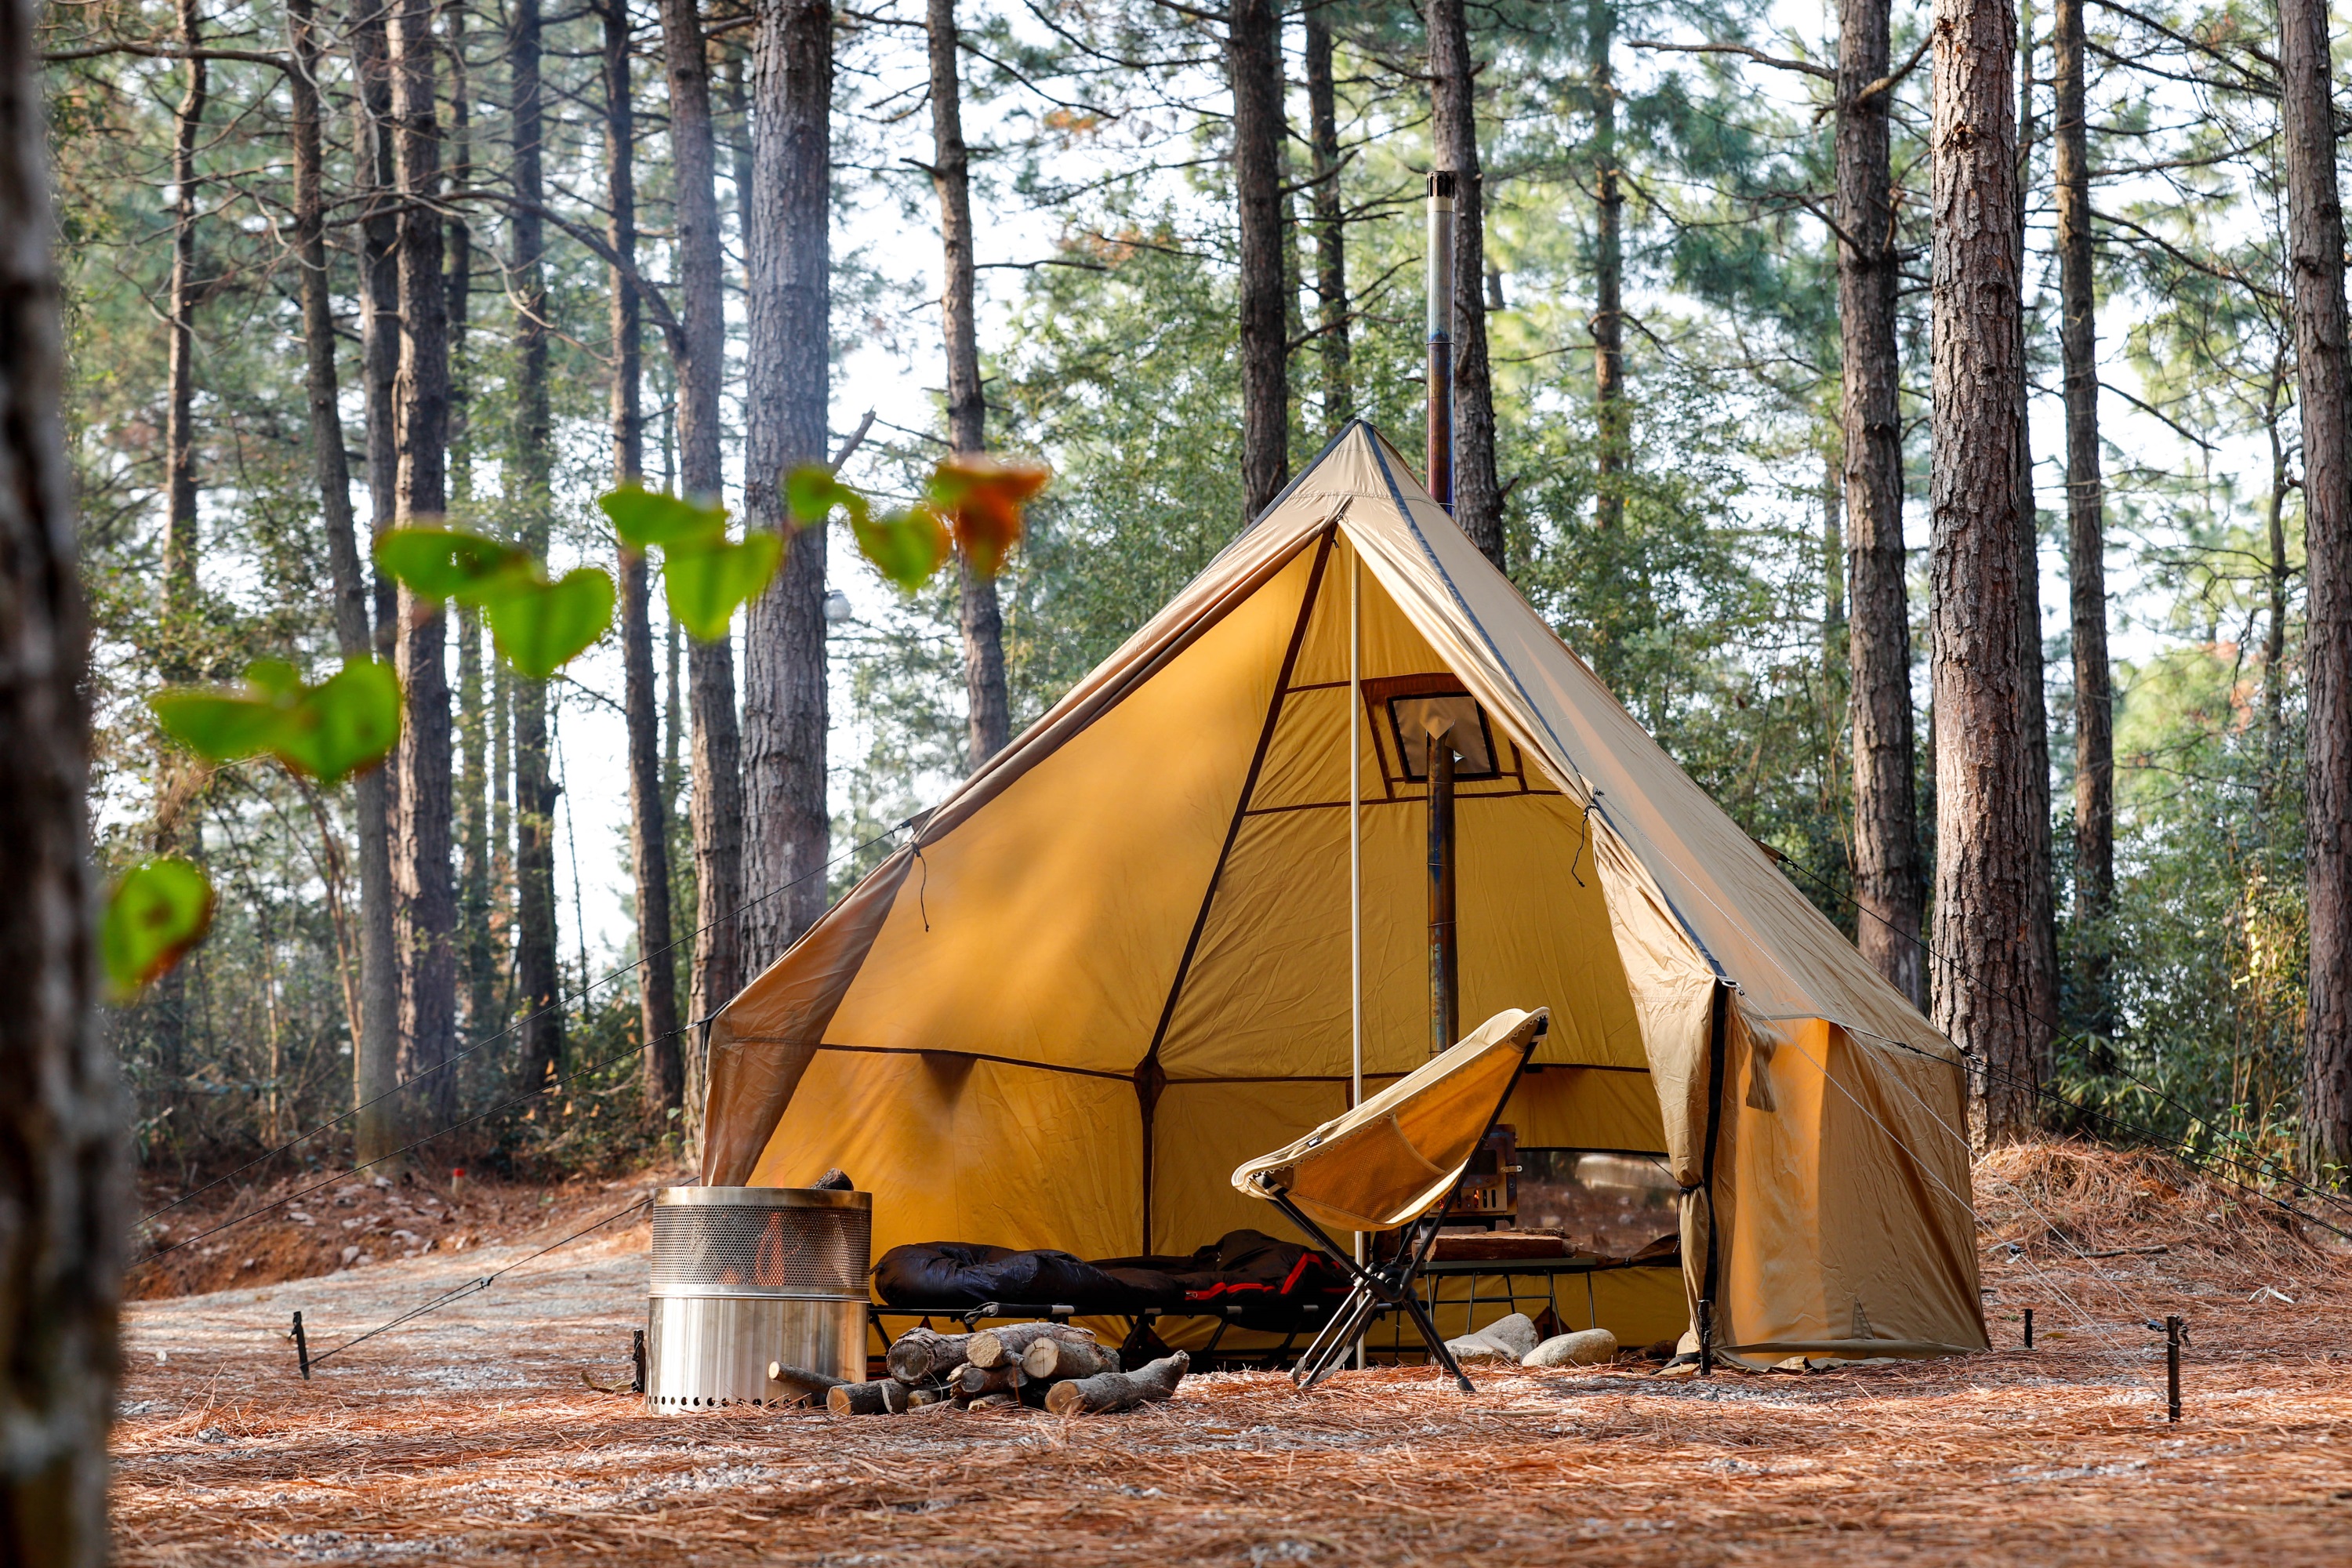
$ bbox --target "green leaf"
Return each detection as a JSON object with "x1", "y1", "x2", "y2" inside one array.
[
  {"x1": 852, "y1": 504, "x2": 953, "y2": 592},
  {"x1": 664, "y1": 530, "x2": 784, "y2": 641},
  {"x1": 784, "y1": 466, "x2": 869, "y2": 529},
  {"x1": 150, "y1": 690, "x2": 285, "y2": 765},
  {"x1": 599, "y1": 484, "x2": 730, "y2": 549},
  {"x1": 274, "y1": 660, "x2": 404, "y2": 786},
  {"x1": 485, "y1": 567, "x2": 616, "y2": 677},
  {"x1": 373, "y1": 527, "x2": 531, "y2": 604},
  {"x1": 102, "y1": 858, "x2": 214, "y2": 1000}
]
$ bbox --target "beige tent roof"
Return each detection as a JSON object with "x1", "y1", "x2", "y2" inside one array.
[{"x1": 701, "y1": 423, "x2": 1984, "y2": 1364}]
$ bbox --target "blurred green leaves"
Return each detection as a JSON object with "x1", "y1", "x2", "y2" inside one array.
[
  {"x1": 151, "y1": 658, "x2": 402, "y2": 786},
  {"x1": 102, "y1": 858, "x2": 214, "y2": 1000},
  {"x1": 376, "y1": 524, "x2": 614, "y2": 677},
  {"x1": 598, "y1": 482, "x2": 781, "y2": 639}
]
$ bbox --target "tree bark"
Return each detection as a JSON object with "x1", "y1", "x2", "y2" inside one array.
[
  {"x1": 390, "y1": 0, "x2": 456, "y2": 1138},
  {"x1": 1229, "y1": 0, "x2": 1288, "y2": 521},
  {"x1": 1042, "y1": 1351, "x2": 1189, "y2": 1415},
  {"x1": 290, "y1": 0, "x2": 401, "y2": 1163},
  {"x1": 1588, "y1": 0, "x2": 1624, "y2": 532},
  {"x1": 658, "y1": 0, "x2": 746, "y2": 1098},
  {"x1": 740, "y1": 0, "x2": 833, "y2": 971},
  {"x1": 162, "y1": 0, "x2": 203, "y2": 653},
  {"x1": 1303, "y1": 7, "x2": 1351, "y2": 426},
  {"x1": 1838, "y1": 0, "x2": 1926, "y2": 1010},
  {"x1": 445, "y1": 0, "x2": 472, "y2": 495},
  {"x1": 607, "y1": 0, "x2": 681, "y2": 1112},
  {"x1": 1428, "y1": 0, "x2": 1503, "y2": 568},
  {"x1": 350, "y1": 0, "x2": 399, "y2": 662},
  {"x1": 2280, "y1": 0, "x2": 2352, "y2": 1175},
  {"x1": 2052, "y1": 0, "x2": 2110, "y2": 1036},
  {"x1": 2012, "y1": 8, "x2": 2059, "y2": 1096},
  {"x1": 1930, "y1": 0, "x2": 2038, "y2": 1142},
  {"x1": 511, "y1": 0, "x2": 562, "y2": 1091},
  {"x1": 928, "y1": 0, "x2": 1011, "y2": 771},
  {"x1": 0, "y1": 2, "x2": 123, "y2": 1548}
]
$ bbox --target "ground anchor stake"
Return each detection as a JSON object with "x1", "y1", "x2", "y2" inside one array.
[
  {"x1": 2166, "y1": 1316, "x2": 2182, "y2": 1423},
  {"x1": 291, "y1": 1311, "x2": 310, "y2": 1381},
  {"x1": 1698, "y1": 1298, "x2": 1713, "y2": 1377},
  {"x1": 631, "y1": 1328, "x2": 647, "y2": 1395},
  {"x1": 2024, "y1": 1307, "x2": 2033, "y2": 1348}
]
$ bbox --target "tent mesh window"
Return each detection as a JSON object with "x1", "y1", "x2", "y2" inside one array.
[{"x1": 1516, "y1": 1149, "x2": 1679, "y2": 1258}]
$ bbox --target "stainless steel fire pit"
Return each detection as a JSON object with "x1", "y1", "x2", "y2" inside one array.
[{"x1": 644, "y1": 1185, "x2": 871, "y2": 1413}]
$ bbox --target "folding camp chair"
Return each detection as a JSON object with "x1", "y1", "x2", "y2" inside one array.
[{"x1": 1232, "y1": 1007, "x2": 1548, "y2": 1392}]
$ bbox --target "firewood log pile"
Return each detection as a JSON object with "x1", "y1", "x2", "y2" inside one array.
[{"x1": 816, "y1": 1323, "x2": 1190, "y2": 1417}]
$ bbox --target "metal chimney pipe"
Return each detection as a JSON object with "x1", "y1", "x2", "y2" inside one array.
[
  {"x1": 1426, "y1": 170, "x2": 1457, "y2": 514},
  {"x1": 1428, "y1": 721, "x2": 1459, "y2": 1054}
]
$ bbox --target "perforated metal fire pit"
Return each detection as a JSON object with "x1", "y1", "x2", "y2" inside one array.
[{"x1": 644, "y1": 1186, "x2": 872, "y2": 1413}]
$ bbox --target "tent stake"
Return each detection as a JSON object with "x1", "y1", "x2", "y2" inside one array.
[
  {"x1": 2166, "y1": 1316, "x2": 2182, "y2": 1422},
  {"x1": 632, "y1": 1327, "x2": 647, "y2": 1395},
  {"x1": 1697, "y1": 1298, "x2": 1713, "y2": 1377},
  {"x1": 2023, "y1": 1307, "x2": 2033, "y2": 1348},
  {"x1": 291, "y1": 1310, "x2": 310, "y2": 1380}
]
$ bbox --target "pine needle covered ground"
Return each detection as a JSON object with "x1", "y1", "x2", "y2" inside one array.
[{"x1": 114, "y1": 1142, "x2": 2352, "y2": 1565}]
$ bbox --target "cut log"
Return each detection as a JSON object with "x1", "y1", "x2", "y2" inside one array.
[
  {"x1": 905, "y1": 1385, "x2": 949, "y2": 1408},
  {"x1": 965, "y1": 1392, "x2": 1019, "y2": 1410},
  {"x1": 951, "y1": 1361, "x2": 1022, "y2": 1398},
  {"x1": 966, "y1": 1323, "x2": 1095, "y2": 1369},
  {"x1": 827, "y1": 1378, "x2": 910, "y2": 1416},
  {"x1": 1044, "y1": 1351, "x2": 1189, "y2": 1415},
  {"x1": 1022, "y1": 1336, "x2": 1117, "y2": 1381},
  {"x1": 886, "y1": 1328, "x2": 975, "y2": 1384},
  {"x1": 768, "y1": 1359, "x2": 849, "y2": 1400}
]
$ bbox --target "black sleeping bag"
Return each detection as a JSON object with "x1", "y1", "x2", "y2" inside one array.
[{"x1": 875, "y1": 1229, "x2": 1347, "y2": 1329}]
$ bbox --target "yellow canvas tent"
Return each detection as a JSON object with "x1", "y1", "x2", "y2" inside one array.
[{"x1": 700, "y1": 422, "x2": 1986, "y2": 1365}]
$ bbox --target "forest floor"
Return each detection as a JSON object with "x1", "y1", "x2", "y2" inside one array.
[{"x1": 114, "y1": 1142, "x2": 2352, "y2": 1566}]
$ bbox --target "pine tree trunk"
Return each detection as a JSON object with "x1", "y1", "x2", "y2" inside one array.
[
  {"x1": 659, "y1": 0, "x2": 746, "y2": 1087},
  {"x1": 291, "y1": 0, "x2": 402, "y2": 1163},
  {"x1": 1303, "y1": 9, "x2": 1351, "y2": 425},
  {"x1": 2280, "y1": 0, "x2": 2352, "y2": 1175},
  {"x1": 1229, "y1": 0, "x2": 1287, "y2": 521},
  {"x1": 1929, "y1": 0, "x2": 2038, "y2": 1142},
  {"x1": 741, "y1": 0, "x2": 833, "y2": 971},
  {"x1": 1838, "y1": 0, "x2": 1926, "y2": 1011},
  {"x1": 607, "y1": 0, "x2": 681, "y2": 1112},
  {"x1": 445, "y1": 0, "x2": 473, "y2": 498},
  {"x1": 2053, "y1": 0, "x2": 2110, "y2": 1035},
  {"x1": 2012, "y1": 12, "x2": 2059, "y2": 1097},
  {"x1": 457, "y1": 606, "x2": 494, "y2": 1039},
  {"x1": 390, "y1": 0, "x2": 456, "y2": 1138},
  {"x1": 929, "y1": 0, "x2": 1011, "y2": 771},
  {"x1": 0, "y1": 7, "x2": 118, "y2": 1540},
  {"x1": 1428, "y1": 0, "x2": 1503, "y2": 568},
  {"x1": 1588, "y1": 0, "x2": 1624, "y2": 531},
  {"x1": 350, "y1": 0, "x2": 399, "y2": 662},
  {"x1": 511, "y1": 0, "x2": 563, "y2": 1091},
  {"x1": 162, "y1": 0, "x2": 202, "y2": 656}
]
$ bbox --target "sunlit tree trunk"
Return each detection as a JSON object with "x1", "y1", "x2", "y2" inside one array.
[
  {"x1": 1304, "y1": 8, "x2": 1351, "y2": 426},
  {"x1": 2280, "y1": 0, "x2": 2352, "y2": 1175},
  {"x1": 1588, "y1": 0, "x2": 1624, "y2": 531},
  {"x1": 742, "y1": 0, "x2": 833, "y2": 973},
  {"x1": 291, "y1": 0, "x2": 401, "y2": 1162},
  {"x1": 658, "y1": 0, "x2": 745, "y2": 1116},
  {"x1": 2053, "y1": 0, "x2": 2111, "y2": 1037},
  {"x1": 390, "y1": 0, "x2": 457, "y2": 1134},
  {"x1": 607, "y1": 0, "x2": 681, "y2": 1112},
  {"x1": 1931, "y1": 0, "x2": 2038, "y2": 1142},
  {"x1": 2013, "y1": 9, "x2": 2058, "y2": 1096},
  {"x1": 510, "y1": 0, "x2": 562, "y2": 1091},
  {"x1": 928, "y1": 0, "x2": 1011, "y2": 771},
  {"x1": 1429, "y1": 0, "x2": 1503, "y2": 567},
  {"x1": 350, "y1": 0, "x2": 399, "y2": 663},
  {"x1": 1229, "y1": 0, "x2": 1287, "y2": 521},
  {"x1": 0, "y1": 3, "x2": 119, "y2": 1541}
]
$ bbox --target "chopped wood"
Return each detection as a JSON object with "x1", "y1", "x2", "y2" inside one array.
[
  {"x1": 964, "y1": 1392, "x2": 1020, "y2": 1411},
  {"x1": 1044, "y1": 1351, "x2": 1189, "y2": 1416},
  {"x1": 967, "y1": 1323, "x2": 1095, "y2": 1369},
  {"x1": 885, "y1": 1328, "x2": 973, "y2": 1384},
  {"x1": 767, "y1": 1361, "x2": 848, "y2": 1401},
  {"x1": 951, "y1": 1362, "x2": 1022, "y2": 1398},
  {"x1": 1022, "y1": 1336, "x2": 1117, "y2": 1381},
  {"x1": 827, "y1": 1378, "x2": 910, "y2": 1416}
]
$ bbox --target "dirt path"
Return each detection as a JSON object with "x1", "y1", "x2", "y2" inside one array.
[{"x1": 114, "y1": 1146, "x2": 2352, "y2": 1566}]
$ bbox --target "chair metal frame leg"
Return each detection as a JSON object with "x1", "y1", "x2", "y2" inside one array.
[{"x1": 1261, "y1": 1185, "x2": 1478, "y2": 1392}]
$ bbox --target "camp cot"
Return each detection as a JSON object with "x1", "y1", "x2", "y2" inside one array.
[{"x1": 698, "y1": 420, "x2": 1988, "y2": 1367}]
